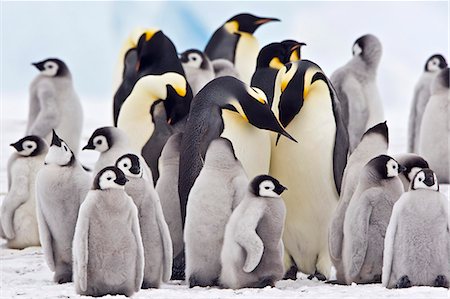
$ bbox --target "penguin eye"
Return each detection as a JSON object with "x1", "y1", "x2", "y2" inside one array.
[
  {"x1": 123, "y1": 163, "x2": 128, "y2": 168},
  {"x1": 27, "y1": 145, "x2": 33, "y2": 149},
  {"x1": 418, "y1": 177, "x2": 423, "y2": 182},
  {"x1": 97, "y1": 140, "x2": 102, "y2": 145},
  {"x1": 48, "y1": 65, "x2": 53, "y2": 69},
  {"x1": 265, "y1": 186, "x2": 270, "y2": 190},
  {"x1": 393, "y1": 165, "x2": 397, "y2": 169},
  {"x1": 107, "y1": 177, "x2": 112, "y2": 181}
]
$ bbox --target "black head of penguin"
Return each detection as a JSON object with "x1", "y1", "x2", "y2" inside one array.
[
  {"x1": 352, "y1": 34, "x2": 382, "y2": 66},
  {"x1": 256, "y1": 43, "x2": 287, "y2": 69},
  {"x1": 424, "y1": 54, "x2": 447, "y2": 72},
  {"x1": 10, "y1": 135, "x2": 47, "y2": 156},
  {"x1": 366, "y1": 154, "x2": 406, "y2": 180},
  {"x1": 250, "y1": 174, "x2": 287, "y2": 197},
  {"x1": 411, "y1": 168, "x2": 439, "y2": 191},
  {"x1": 92, "y1": 166, "x2": 129, "y2": 190},
  {"x1": 32, "y1": 58, "x2": 70, "y2": 77},
  {"x1": 179, "y1": 49, "x2": 211, "y2": 70},
  {"x1": 281, "y1": 40, "x2": 306, "y2": 62},
  {"x1": 116, "y1": 153, "x2": 141, "y2": 176},
  {"x1": 50, "y1": 130, "x2": 75, "y2": 167},
  {"x1": 226, "y1": 13, "x2": 280, "y2": 34},
  {"x1": 83, "y1": 127, "x2": 114, "y2": 151}
]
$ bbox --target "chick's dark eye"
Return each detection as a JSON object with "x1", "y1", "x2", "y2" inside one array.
[
  {"x1": 265, "y1": 186, "x2": 270, "y2": 190},
  {"x1": 419, "y1": 178, "x2": 423, "y2": 182},
  {"x1": 192, "y1": 57, "x2": 197, "y2": 61},
  {"x1": 97, "y1": 140, "x2": 102, "y2": 145},
  {"x1": 107, "y1": 177, "x2": 112, "y2": 181},
  {"x1": 48, "y1": 65, "x2": 53, "y2": 69},
  {"x1": 124, "y1": 164, "x2": 128, "y2": 168},
  {"x1": 27, "y1": 145, "x2": 33, "y2": 149}
]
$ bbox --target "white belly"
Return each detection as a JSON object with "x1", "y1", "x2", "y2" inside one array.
[
  {"x1": 270, "y1": 87, "x2": 338, "y2": 274},
  {"x1": 221, "y1": 110, "x2": 271, "y2": 178},
  {"x1": 234, "y1": 34, "x2": 258, "y2": 85}
]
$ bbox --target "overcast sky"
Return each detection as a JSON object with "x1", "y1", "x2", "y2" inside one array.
[{"x1": 1, "y1": 1, "x2": 448, "y2": 124}]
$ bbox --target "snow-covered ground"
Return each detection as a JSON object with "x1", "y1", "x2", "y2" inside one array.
[{"x1": 0, "y1": 96, "x2": 449, "y2": 298}]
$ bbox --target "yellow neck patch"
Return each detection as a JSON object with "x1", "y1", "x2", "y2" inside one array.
[
  {"x1": 224, "y1": 21, "x2": 239, "y2": 34},
  {"x1": 269, "y1": 57, "x2": 285, "y2": 70},
  {"x1": 229, "y1": 99, "x2": 249, "y2": 122},
  {"x1": 290, "y1": 51, "x2": 300, "y2": 62}
]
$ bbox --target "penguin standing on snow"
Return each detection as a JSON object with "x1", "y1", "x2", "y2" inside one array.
[
  {"x1": 270, "y1": 60, "x2": 349, "y2": 279},
  {"x1": 220, "y1": 175, "x2": 287, "y2": 289},
  {"x1": 408, "y1": 54, "x2": 447, "y2": 153},
  {"x1": 26, "y1": 58, "x2": 83, "y2": 155},
  {"x1": 0, "y1": 136, "x2": 48, "y2": 249},
  {"x1": 331, "y1": 34, "x2": 384, "y2": 152},
  {"x1": 115, "y1": 154, "x2": 172, "y2": 288},
  {"x1": 419, "y1": 68, "x2": 450, "y2": 183},
  {"x1": 73, "y1": 166, "x2": 144, "y2": 297},
  {"x1": 382, "y1": 169, "x2": 450, "y2": 289},
  {"x1": 35, "y1": 131, "x2": 91, "y2": 283},
  {"x1": 184, "y1": 138, "x2": 248, "y2": 287},
  {"x1": 329, "y1": 121, "x2": 388, "y2": 283},
  {"x1": 342, "y1": 155, "x2": 405, "y2": 284},
  {"x1": 204, "y1": 13, "x2": 280, "y2": 84}
]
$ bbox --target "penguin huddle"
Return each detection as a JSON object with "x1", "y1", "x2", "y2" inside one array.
[{"x1": 1, "y1": 10, "x2": 450, "y2": 298}]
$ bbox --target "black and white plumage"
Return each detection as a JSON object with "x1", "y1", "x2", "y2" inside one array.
[
  {"x1": 220, "y1": 175, "x2": 287, "y2": 289},
  {"x1": 26, "y1": 58, "x2": 83, "y2": 155},
  {"x1": 35, "y1": 130, "x2": 90, "y2": 283},
  {"x1": 184, "y1": 138, "x2": 248, "y2": 287},
  {"x1": 392, "y1": 153, "x2": 429, "y2": 191},
  {"x1": 0, "y1": 136, "x2": 48, "y2": 249},
  {"x1": 407, "y1": 54, "x2": 447, "y2": 153},
  {"x1": 342, "y1": 155, "x2": 405, "y2": 284},
  {"x1": 331, "y1": 34, "x2": 384, "y2": 152},
  {"x1": 383, "y1": 169, "x2": 449, "y2": 289},
  {"x1": 73, "y1": 166, "x2": 144, "y2": 297},
  {"x1": 180, "y1": 49, "x2": 215, "y2": 95}
]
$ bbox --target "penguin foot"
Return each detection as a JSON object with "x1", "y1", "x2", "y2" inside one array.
[
  {"x1": 396, "y1": 275, "x2": 412, "y2": 288},
  {"x1": 54, "y1": 271, "x2": 72, "y2": 284},
  {"x1": 434, "y1": 275, "x2": 449, "y2": 288},
  {"x1": 373, "y1": 274, "x2": 382, "y2": 283},
  {"x1": 142, "y1": 280, "x2": 160, "y2": 289},
  {"x1": 254, "y1": 276, "x2": 275, "y2": 288},
  {"x1": 283, "y1": 264, "x2": 298, "y2": 280},
  {"x1": 188, "y1": 274, "x2": 217, "y2": 288},
  {"x1": 307, "y1": 271, "x2": 326, "y2": 281},
  {"x1": 171, "y1": 252, "x2": 186, "y2": 280}
]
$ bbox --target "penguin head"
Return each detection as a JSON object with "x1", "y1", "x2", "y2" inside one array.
[
  {"x1": 352, "y1": 34, "x2": 382, "y2": 66},
  {"x1": 411, "y1": 168, "x2": 439, "y2": 191},
  {"x1": 224, "y1": 13, "x2": 280, "y2": 34},
  {"x1": 256, "y1": 43, "x2": 287, "y2": 69},
  {"x1": 425, "y1": 54, "x2": 447, "y2": 72},
  {"x1": 93, "y1": 166, "x2": 129, "y2": 190},
  {"x1": 367, "y1": 155, "x2": 406, "y2": 179},
  {"x1": 83, "y1": 127, "x2": 114, "y2": 152},
  {"x1": 179, "y1": 49, "x2": 211, "y2": 70},
  {"x1": 281, "y1": 40, "x2": 306, "y2": 62},
  {"x1": 10, "y1": 135, "x2": 47, "y2": 157},
  {"x1": 400, "y1": 155, "x2": 429, "y2": 182},
  {"x1": 44, "y1": 130, "x2": 75, "y2": 166},
  {"x1": 32, "y1": 58, "x2": 70, "y2": 77},
  {"x1": 250, "y1": 175, "x2": 287, "y2": 198},
  {"x1": 135, "y1": 29, "x2": 164, "y2": 70},
  {"x1": 115, "y1": 153, "x2": 142, "y2": 178}
]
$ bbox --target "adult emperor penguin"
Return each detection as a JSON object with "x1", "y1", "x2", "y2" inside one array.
[
  {"x1": 331, "y1": 34, "x2": 384, "y2": 152},
  {"x1": 419, "y1": 67, "x2": 450, "y2": 183},
  {"x1": 26, "y1": 58, "x2": 83, "y2": 155},
  {"x1": 0, "y1": 136, "x2": 48, "y2": 249},
  {"x1": 382, "y1": 169, "x2": 450, "y2": 289},
  {"x1": 35, "y1": 130, "x2": 90, "y2": 283},
  {"x1": 270, "y1": 60, "x2": 349, "y2": 279},
  {"x1": 116, "y1": 154, "x2": 172, "y2": 288},
  {"x1": 73, "y1": 166, "x2": 144, "y2": 297},
  {"x1": 179, "y1": 76, "x2": 295, "y2": 229},
  {"x1": 251, "y1": 41, "x2": 305, "y2": 107},
  {"x1": 407, "y1": 54, "x2": 447, "y2": 153},
  {"x1": 184, "y1": 137, "x2": 248, "y2": 287},
  {"x1": 220, "y1": 175, "x2": 287, "y2": 289},
  {"x1": 180, "y1": 49, "x2": 215, "y2": 95},
  {"x1": 392, "y1": 153, "x2": 429, "y2": 191},
  {"x1": 342, "y1": 155, "x2": 405, "y2": 284},
  {"x1": 329, "y1": 121, "x2": 388, "y2": 283},
  {"x1": 204, "y1": 13, "x2": 280, "y2": 84}
]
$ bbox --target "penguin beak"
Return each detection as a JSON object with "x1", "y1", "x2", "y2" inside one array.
[
  {"x1": 275, "y1": 184, "x2": 288, "y2": 195},
  {"x1": 51, "y1": 130, "x2": 62, "y2": 147},
  {"x1": 10, "y1": 142, "x2": 22, "y2": 152},
  {"x1": 254, "y1": 17, "x2": 280, "y2": 25},
  {"x1": 32, "y1": 62, "x2": 45, "y2": 71},
  {"x1": 82, "y1": 143, "x2": 94, "y2": 150},
  {"x1": 114, "y1": 177, "x2": 129, "y2": 186},
  {"x1": 423, "y1": 174, "x2": 435, "y2": 187},
  {"x1": 130, "y1": 166, "x2": 140, "y2": 175},
  {"x1": 398, "y1": 164, "x2": 407, "y2": 173}
]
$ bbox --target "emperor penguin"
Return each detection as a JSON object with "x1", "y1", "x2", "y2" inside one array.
[
  {"x1": 407, "y1": 54, "x2": 447, "y2": 153},
  {"x1": 179, "y1": 76, "x2": 295, "y2": 231},
  {"x1": 114, "y1": 29, "x2": 193, "y2": 126},
  {"x1": 184, "y1": 137, "x2": 248, "y2": 287},
  {"x1": 73, "y1": 166, "x2": 144, "y2": 297},
  {"x1": 392, "y1": 153, "x2": 429, "y2": 191},
  {"x1": 180, "y1": 49, "x2": 215, "y2": 95},
  {"x1": 382, "y1": 169, "x2": 450, "y2": 289},
  {"x1": 204, "y1": 13, "x2": 280, "y2": 84},
  {"x1": 0, "y1": 136, "x2": 48, "y2": 249},
  {"x1": 35, "y1": 130, "x2": 91, "y2": 283},
  {"x1": 342, "y1": 155, "x2": 405, "y2": 284},
  {"x1": 270, "y1": 60, "x2": 349, "y2": 279},
  {"x1": 251, "y1": 41, "x2": 305, "y2": 107},
  {"x1": 419, "y1": 67, "x2": 450, "y2": 183},
  {"x1": 26, "y1": 58, "x2": 83, "y2": 155},
  {"x1": 115, "y1": 154, "x2": 172, "y2": 288},
  {"x1": 329, "y1": 121, "x2": 388, "y2": 283},
  {"x1": 220, "y1": 175, "x2": 287, "y2": 289},
  {"x1": 155, "y1": 133, "x2": 184, "y2": 280},
  {"x1": 331, "y1": 34, "x2": 384, "y2": 152}
]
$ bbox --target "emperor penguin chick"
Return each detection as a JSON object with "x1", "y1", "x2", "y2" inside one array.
[
  {"x1": 27, "y1": 58, "x2": 83, "y2": 154},
  {"x1": 73, "y1": 166, "x2": 144, "y2": 297},
  {"x1": 115, "y1": 153, "x2": 172, "y2": 288},
  {"x1": 419, "y1": 67, "x2": 450, "y2": 183},
  {"x1": 382, "y1": 169, "x2": 450, "y2": 289},
  {"x1": 342, "y1": 155, "x2": 405, "y2": 284},
  {"x1": 184, "y1": 137, "x2": 249, "y2": 287},
  {"x1": 331, "y1": 34, "x2": 384, "y2": 152},
  {"x1": 220, "y1": 175, "x2": 287, "y2": 289},
  {"x1": 392, "y1": 153, "x2": 429, "y2": 191},
  {"x1": 180, "y1": 49, "x2": 215, "y2": 95},
  {"x1": 0, "y1": 136, "x2": 48, "y2": 249},
  {"x1": 35, "y1": 130, "x2": 90, "y2": 283}
]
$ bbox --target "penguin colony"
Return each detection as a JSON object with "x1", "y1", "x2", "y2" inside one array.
[{"x1": 1, "y1": 11, "x2": 449, "y2": 297}]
